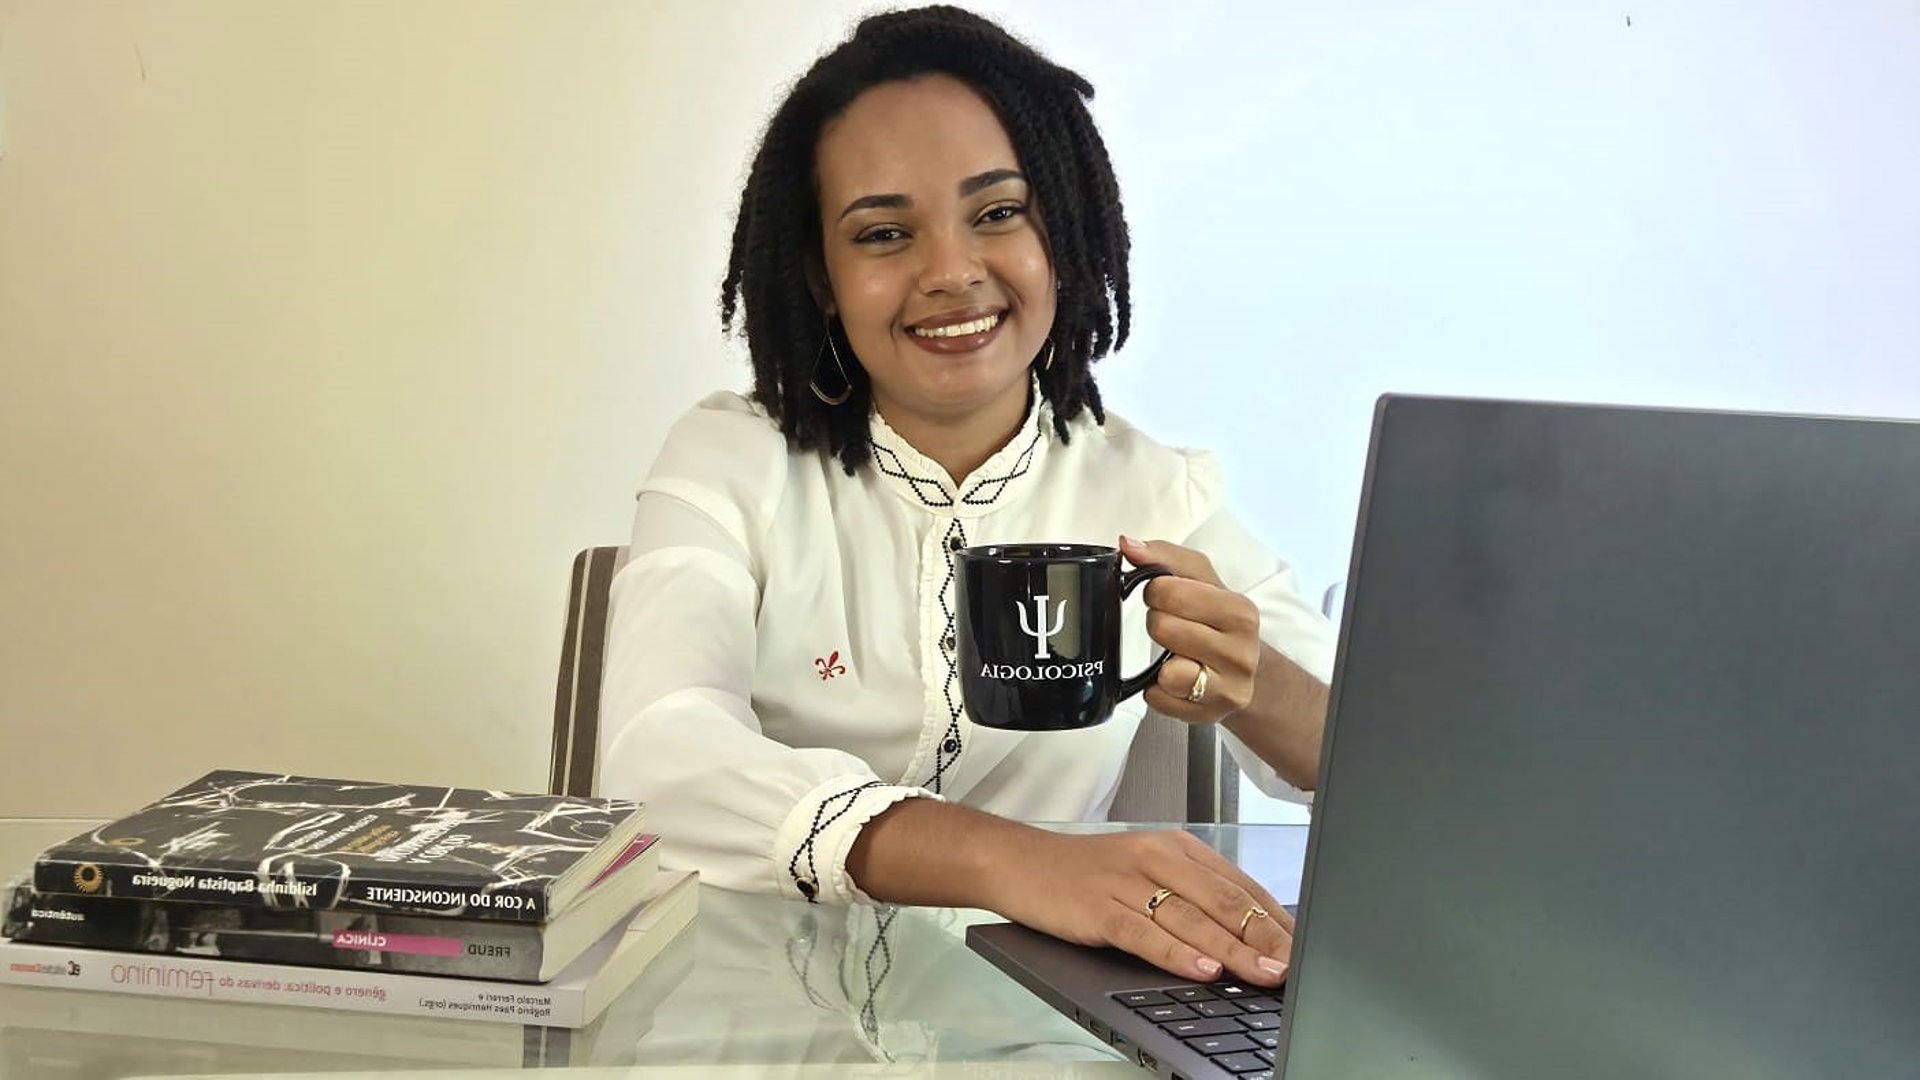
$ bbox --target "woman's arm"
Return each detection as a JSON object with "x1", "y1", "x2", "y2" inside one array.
[
  {"x1": 1119, "y1": 521, "x2": 1335, "y2": 795},
  {"x1": 847, "y1": 799, "x2": 1293, "y2": 989},
  {"x1": 1222, "y1": 645, "x2": 1328, "y2": 791},
  {"x1": 601, "y1": 490, "x2": 938, "y2": 903}
]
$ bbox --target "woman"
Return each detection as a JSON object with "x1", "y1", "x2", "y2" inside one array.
[{"x1": 600, "y1": 5, "x2": 1334, "y2": 991}]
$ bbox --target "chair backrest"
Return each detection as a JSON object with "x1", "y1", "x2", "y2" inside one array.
[
  {"x1": 1322, "y1": 580, "x2": 1346, "y2": 622},
  {"x1": 550, "y1": 546, "x2": 627, "y2": 798},
  {"x1": 550, "y1": 545, "x2": 1236, "y2": 822}
]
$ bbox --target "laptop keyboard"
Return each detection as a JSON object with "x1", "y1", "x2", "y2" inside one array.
[{"x1": 1111, "y1": 981, "x2": 1285, "y2": 1078}]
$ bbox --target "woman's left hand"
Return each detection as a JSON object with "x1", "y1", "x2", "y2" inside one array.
[{"x1": 1119, "y1": 535, "x2": 1262, "y2": 725}]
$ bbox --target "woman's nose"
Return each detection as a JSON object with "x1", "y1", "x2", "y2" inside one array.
[{"x1": 917, "y1": 227, "x2": 986, "y2": 295}]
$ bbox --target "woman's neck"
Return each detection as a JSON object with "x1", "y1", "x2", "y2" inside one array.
[{"x1": 877, "y1": 385, "x2": 1032, "y2": 486}]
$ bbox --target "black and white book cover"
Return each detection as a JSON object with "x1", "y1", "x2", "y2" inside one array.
[
  {"x1": 32, "y1": 770, "x2": 644, "y2": 922},
  {"x1": 0, "y1": 870, "x2": 702, "y2": 1028},
  {"x1": 6, "y1": 836, "x2": 658, "y2": 982}
]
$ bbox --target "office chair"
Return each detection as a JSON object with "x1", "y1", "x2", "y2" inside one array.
[{"x1": 549, "y1": 546, "x2": 1238, "y2": 822}]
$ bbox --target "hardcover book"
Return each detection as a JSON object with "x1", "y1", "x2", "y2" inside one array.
[
  {"x1": 1, "y1": 925, "x2": 695, "y2": 1069},
  {"x1": 5, "y1": 836, "x2": 659, "y2": 983},
  {"x1": 31, "y1": 770, "x2": 645, "y2": 922},
  {"x1": 0, "y1": 869, "x2": 699, "y2": 1029}
]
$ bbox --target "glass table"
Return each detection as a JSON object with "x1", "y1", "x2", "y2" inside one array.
[{"x1": 0, "y1": 823, "x2": 1307, "y2": 1078}]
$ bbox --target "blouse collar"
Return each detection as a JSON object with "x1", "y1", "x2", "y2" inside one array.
[{"x1": 865, "y1": 378, "x2": 1052, "y2": 517}]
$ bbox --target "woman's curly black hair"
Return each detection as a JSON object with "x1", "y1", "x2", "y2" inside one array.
[{"x1": 719, "y1": 4, "x2": 1132, "y2": 475}]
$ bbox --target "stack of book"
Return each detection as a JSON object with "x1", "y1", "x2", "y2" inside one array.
[{"x1": 0, "y1": 769, "x2": 697, "y2": 1031}]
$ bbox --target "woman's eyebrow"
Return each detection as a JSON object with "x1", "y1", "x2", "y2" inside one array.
[
  {"x1": 839, "y1": 193, "x2": 909, "y2": 219},
  {"x1": 959, "y1": 168, "x2": 1024, "y2": 196},
  {"x1": 837, "y1": 169, "x2": 1027, "y2": 220}
]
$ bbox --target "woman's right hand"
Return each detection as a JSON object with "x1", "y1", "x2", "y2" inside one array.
[{"x1": 984, "y1": 828, "x2": 1293, "y2": 988}]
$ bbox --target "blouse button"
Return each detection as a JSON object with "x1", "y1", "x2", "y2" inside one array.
[
  {"x1": 795, "y1": 878, "x2": 817, "y2": 900},
  {"x1": 947, "y1": 536, "x2": 962, "y2": 552},
  {"x1": 941, "y1": 634, "x2": 956, "y2": 652},
  {"x1": 942, "y1": 737, "x2": 961, "y2": 754}
]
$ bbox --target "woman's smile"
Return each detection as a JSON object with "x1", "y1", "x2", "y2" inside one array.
[{"x1": 905, "y1": 308, "x2": 1007, "y2": 353}]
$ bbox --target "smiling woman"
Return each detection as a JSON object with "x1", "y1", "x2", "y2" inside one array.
[
  {"x1": 717, "y1": 5, "x2": 1130, "y2": 482},
  {"x1": 597, "y1": 4, "x2": 1336, "y2": 990},
  {"x1": 814, "y1": 75, "x2": 1056, "y2": 480}
]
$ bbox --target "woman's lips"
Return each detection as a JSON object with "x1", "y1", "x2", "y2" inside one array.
[{"x1": 905, "y1": 311, "x2": 1007, "y2": 355}]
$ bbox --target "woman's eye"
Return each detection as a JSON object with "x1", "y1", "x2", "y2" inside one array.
[
  {"x1": 978, "y1": 203, "x2": 1025, "y2": 225},
  {"x1": 854, "y1": 226, "x2": 906, "y2": 244}
]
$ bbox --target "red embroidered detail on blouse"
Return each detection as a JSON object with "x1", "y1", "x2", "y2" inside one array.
[{"x1": 814, "y1": 650, "x2": 848, "y2": 680}]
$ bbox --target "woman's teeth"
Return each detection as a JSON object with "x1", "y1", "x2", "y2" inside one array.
[{"x1": 911, "y1": 314, "x2": 1001, "y2": 338}]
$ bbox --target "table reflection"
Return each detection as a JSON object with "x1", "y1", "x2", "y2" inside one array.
[{"x1": 0, "y1": 824, "x2": 1306, "y2": 1076}]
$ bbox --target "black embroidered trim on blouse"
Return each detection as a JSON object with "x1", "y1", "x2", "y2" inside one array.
[
  {"x1": 871, "y1": 444, "x2": 955, "y2": 508},
  {"x1": 960, "y1": 422, "x2": 1043, "y2": 506},
  {"x1": 874, "y1": 414, "x2": 1041, "y2": 511},
  {"x1": 929, "y1": 517, "x2": 969, "y2": 794},
  {"x1": 858, "y1": 906, "x2": 900, "y2": 1044},
  {"x1": 783, "y1": 910, "x2": 834, "y2": 1010},
  {"x1": 787, "y1": 779, "x2": 886, "y2": 902}
]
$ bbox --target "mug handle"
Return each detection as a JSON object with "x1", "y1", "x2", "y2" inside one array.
[{"x1": 1117, "y1": 565, "x2": 1174, "y2": 701}]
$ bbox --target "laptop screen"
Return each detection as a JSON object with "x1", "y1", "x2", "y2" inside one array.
[{"x1": 1279, "y1": 398, "x2": 1920, "y2": 1079}]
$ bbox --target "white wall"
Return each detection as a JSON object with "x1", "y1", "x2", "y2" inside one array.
[
  {"x1": 1074, "y1": 1, "x2": 1920, "y2": 593},
  {"x1": 0, "y1": 0, "x2": 743, "y2": 814},
  {"x1": 2, "y1": 2, "x2": 1915, "y2": 828}
]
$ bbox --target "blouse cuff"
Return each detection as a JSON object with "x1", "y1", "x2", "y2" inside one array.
[{"x1": 774, "y1": 776, "x2": 943, "y2": 905}]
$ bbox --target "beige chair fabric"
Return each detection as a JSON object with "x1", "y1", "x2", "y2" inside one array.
[{"x1": 550, "y1": 545, "x2": 1236, "y2": 822}]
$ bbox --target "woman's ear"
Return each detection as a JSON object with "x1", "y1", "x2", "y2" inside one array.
[{"x1": 803, "y1": 258, "x2": 836, "y2": 318}]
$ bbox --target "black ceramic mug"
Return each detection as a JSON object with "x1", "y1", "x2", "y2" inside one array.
[{"x1": 952, "y1": 543, "x2": 1172, "y2": 731}]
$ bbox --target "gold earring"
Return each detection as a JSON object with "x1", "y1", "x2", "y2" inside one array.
[
  {"x1": 810, "y1": 320, "x2": 852, "y2": 406},
  {"x1": 1040, "y1": 340, "x2": 1056, "y2": 371}
]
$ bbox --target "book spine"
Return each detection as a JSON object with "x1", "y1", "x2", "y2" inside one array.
[
  {"x1": 0, "y1": 937, "x2": 587, "y2": 1026},
  {"x1": 8, "y1": 891, "x2": 550, "y2": 982},
  {"x1": 31, "y1": 860, "x2": 550, "y2": 922}
]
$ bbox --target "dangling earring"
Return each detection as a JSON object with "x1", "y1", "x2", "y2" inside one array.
[
  {"x1": 1039, "y1": 339, "x2": 1056, "y2": 371},
  {"x1": 810, "y1": 318, "x2": 852, "y2": 406}
]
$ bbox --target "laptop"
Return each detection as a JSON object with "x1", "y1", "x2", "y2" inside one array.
[{"x1": 969, "y1": 395, "x2": 1920, "y2": 1079}]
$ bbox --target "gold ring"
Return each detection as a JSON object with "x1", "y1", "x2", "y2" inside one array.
[
  {"x1": 1238, "y1": 904, "x2": 1271, "y2": 937},
  {"x1": 1185, "y1": 664, "x2": 1211, "y2": 704},
  {"x1": 1144, "y1": 887, "x2": 1175, "y2": 920}
]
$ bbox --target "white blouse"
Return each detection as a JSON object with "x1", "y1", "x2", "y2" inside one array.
[{"x1": 598, "y1": 387, "x2": 1336, "y2": 905}]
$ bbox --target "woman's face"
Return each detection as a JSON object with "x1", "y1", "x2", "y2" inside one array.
[{"x1": 814, "y1": 74, "x2": 1056, "y2": 435}]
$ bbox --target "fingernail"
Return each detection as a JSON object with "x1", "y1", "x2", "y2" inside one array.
[
  {"x1": 1258, "y1": 957, "x2": 1288, "y2": 977},
  {"x1": 1196, "y1": 957, "x2": 1222, "y2": 977},
  {"x1": 1119, "y1": 534, "x2": 1135, "y2": 548}
]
